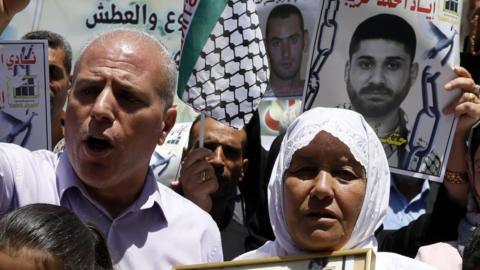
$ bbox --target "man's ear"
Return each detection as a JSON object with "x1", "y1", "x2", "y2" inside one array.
[
  {"x1": 344, "y1": 60, "x2": 350, "y2": 82},
  {"x1": 158, "y1": 106, "x2": 177, "y2": 145},
  {"x1": 410, "y1": 62, "x2": 419, "y2": 84},
  {"x1": 239, "y1": 158, "x2": 249, "y2": 183}
]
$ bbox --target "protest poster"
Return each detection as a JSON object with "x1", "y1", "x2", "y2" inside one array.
[
  {"x1": 150, "y1": 122, "x2": 192, "y2": 186},
  {"x1": 256, "y1": 0, "x2": 319, "y2": 100},
  {"x1": 2, "y1": 0, "x2": 183, "y2": 60},
  {"x1": 303, "y1": 0, "x2": 462, "y2": 181},
  {"x1": 0, "y1": 40, "x2": 50, "y2": 150},
  {"x1": 255, "y1": 0, "x2": 321, "y2": 147},
  {"x1": 258, "y1": 98, "x2": 301, "y2": 148}
]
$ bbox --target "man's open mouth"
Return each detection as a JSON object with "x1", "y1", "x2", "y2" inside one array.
[{"x1": 86, "y1": 136, "x2": 112, "y2": 151}]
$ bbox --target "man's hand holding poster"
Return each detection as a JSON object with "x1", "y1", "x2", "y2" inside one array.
[{"x1": 303, "y1": 0, "x2": 462, "y2": 181}]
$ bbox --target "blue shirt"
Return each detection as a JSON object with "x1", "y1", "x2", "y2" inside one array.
[{"x1": 383, "y1": 175, "x2": 430, "y2": 230}]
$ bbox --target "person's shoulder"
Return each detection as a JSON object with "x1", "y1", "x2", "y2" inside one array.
[
  {"x1": 234, "y1": 241, "x2": 274, "y2": 261},
  {"x1": 263, "y1": 84, "x2": 274, "y2": 98},
  {"x1": 416, "y1": 242, "x2": 458, "y2": 258},
  {"x1": 415, "y1": 242, "x2": 461, "y2": 269},
  {"x1": 377, "y1": 251, "x2": 438, "y2": 270},
  {"x1": 0, "y1": 142, "x2": 30, "y2": 154},
  {"x1": 0, "y1": 143, "x2": 57, "y2": 165},
  {"x1": 0, "y1": 143, "x2": 59, "y2": 206}
]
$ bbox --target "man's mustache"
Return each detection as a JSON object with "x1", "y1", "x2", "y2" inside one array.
[{"x1": 359, "y1": 83, "x2": 394, "y2": 96}]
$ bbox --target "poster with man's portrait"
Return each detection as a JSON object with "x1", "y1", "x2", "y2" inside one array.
[
  {"x1": 303, "y1": 0, "x2": 462, "y2": 181},
  {"x1": 256, "y1": 0, "x2": 319, "y2": 99},
  {"x1": 256, "y1": 0, "x2": 322, "y2": 148}
]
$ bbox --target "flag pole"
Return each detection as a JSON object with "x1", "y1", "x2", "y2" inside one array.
[{"x1": 199, "y1": 112, "x2": 205, "y2": 148}]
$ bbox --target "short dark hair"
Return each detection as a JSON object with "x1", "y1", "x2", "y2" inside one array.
[
  {"x1": 187, "y1": 116, "x2": 247, "y2": 152},
  {"x1": 187, "y1": 115, "x2": 203, "y2": 150},
  {"x1": 22, "y1": 30, "x2": 73, "y2": 74},
  {"x1": 266, "y1": 4, "x2": 304, "y2": 39},
  {"x1": 348, "y1": 14, "x2": 416, "y2": 62},
  {"x1": 0, "y1": 204, "x2": 112, "y2": 270}
]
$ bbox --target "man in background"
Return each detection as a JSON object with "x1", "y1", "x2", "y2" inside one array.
[
  {"x1": 176, "y1": 116, "x2": 252, "y2": 260},
  {"x1": 176, "y1": 114, "x2": 272, "y2": 259},
  {"x1": 23, "y1": 30, "x2": 72, "y2": 148}
]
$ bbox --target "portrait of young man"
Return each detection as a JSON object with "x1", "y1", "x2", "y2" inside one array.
[{"x1": 264, "y1": 4, "x2": 308, "y2": 99}]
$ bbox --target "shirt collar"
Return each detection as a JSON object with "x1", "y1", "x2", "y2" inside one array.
[
  {"x1": 56, "y1": 151, "x2": 166, "y2": 221},
  {"x1": 56, "y1": 151, "x2": 88, "y2": 198},
  {"x1": 390, "y1": 174, "x2": 430, "y2": 202}
]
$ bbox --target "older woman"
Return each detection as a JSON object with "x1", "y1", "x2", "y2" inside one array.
[{"x1": 236, "y1": 107, "x2": 434, "y2": 269}]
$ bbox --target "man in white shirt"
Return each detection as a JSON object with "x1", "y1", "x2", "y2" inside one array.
[{"x1": 0, "y1": 29, "x2": 223, "y2": 269}]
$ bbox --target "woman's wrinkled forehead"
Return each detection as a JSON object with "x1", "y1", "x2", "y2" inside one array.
[{"x1": 285, "y1": 121, "x2": 369, "y2": 172}]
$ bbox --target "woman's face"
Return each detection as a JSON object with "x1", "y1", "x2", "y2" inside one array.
[{"x1": 284, "y1": 131, "x2": 366, "y2": 251}]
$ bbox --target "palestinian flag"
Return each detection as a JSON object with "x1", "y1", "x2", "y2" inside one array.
[{"x1": 178, "y1": 0, "x2": 269, "y2": 129}]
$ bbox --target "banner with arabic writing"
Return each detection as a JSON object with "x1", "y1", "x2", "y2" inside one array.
[
  {"x1": 0, "y1": 41, "x2": 51, "y2": 150},
  {"x1": 303, "y1": 0, "x2": 462, "y2": 181},
  {"x1": 2, "y1": 1, "x2": 183, "y2": 59}
]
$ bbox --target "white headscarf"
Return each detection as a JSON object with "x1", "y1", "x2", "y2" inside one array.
[{"x1": 268, "y1": 107, "x2": 390, "y2": 256}]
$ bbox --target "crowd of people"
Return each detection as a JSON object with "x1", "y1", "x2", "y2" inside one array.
[{"x1": 2, "y1": 0, "x2": 480, "y2": 270}]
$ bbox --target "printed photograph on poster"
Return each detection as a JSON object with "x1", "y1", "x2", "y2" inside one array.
[
  {"x1": 256, "y1": 0, "x2": 321, "y2": 146},
  {"x1": 256, "y1": 0, "x2": 320, "y2": 99},
  {"x1": 0, "y1": 41, "x2": 51, "y2": 150},
  {"x1": 302, "y1": 0, "x2": 461, "y2": 181}
]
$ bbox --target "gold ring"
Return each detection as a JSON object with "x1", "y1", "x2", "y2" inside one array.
[
  {"x1": 474, "y1": 84, "x2": 480, "y2": 96},
  {"x1": 200, "y1": 171, "x2": 207, "y2": 183},
  {"x1": 466, "y1": 92, "x2": 477, "y2": 103}
]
